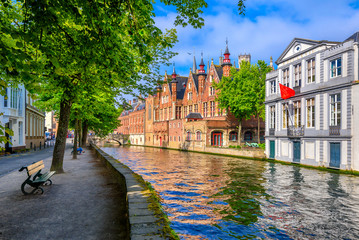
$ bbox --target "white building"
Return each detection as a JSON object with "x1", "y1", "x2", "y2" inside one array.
[
  {"x1": 265, "y1": 32, "x2": 359, "y2": 171},
  {"x1": 1, "y1": 85, "x2": 26, "y2": 152}
]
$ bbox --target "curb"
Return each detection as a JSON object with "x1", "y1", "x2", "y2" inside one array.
[{"x1": 90, "y1": 143, "x2": 178, "y2": 240}]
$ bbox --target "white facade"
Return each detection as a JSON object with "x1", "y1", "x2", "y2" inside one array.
[
  {"x1": 1, "y1": 85, "x2": 26, "y2": 151},
  {"x1": 265, "y1": 33, "x2": 359, "y2": 171}
]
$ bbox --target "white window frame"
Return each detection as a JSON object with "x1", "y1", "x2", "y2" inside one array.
[
  {"x1": 270, "y1": 105, "x2": 276, "y2": 129},
  {"x1": 293, "y1": 101, "x2": 301, "y2": 127},
  {"x1": 330, "y1": 93, "x2": 341, "y2": 127},
  {"x1": 330, "y1": 58, "x2": 342, "y2": 78},
  {"x1": 270, "y1": 80, "x2": 276, "y2": 94},
  {"x1": 282, "y1": 68, "x2": 289, "y2": 87},
  {"x1": 294, "y1": 63, "x2": 301, "y2": 87},
  {"x1": 307, "y1": 58, "x2": 315, "y2": 84},
  {"x1": 306, "y1": 98, "x2": 315, "y2": 128}
]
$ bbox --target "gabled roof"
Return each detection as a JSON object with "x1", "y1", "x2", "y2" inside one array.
[
  {"x1": 168, "y1": 76, "x2": 188, "y2": 100},
  {"x1": 192, "y1": 73, "x2": 199, "y2": 93},
  {"x1": 214, "y1": 65, "x2": 223, "y2": 80},
  {"x1": 345, "y1": 31, "x2": 359, "y2": 42},
  {"x1": 185, "y1": 112, "x2": 203, "y2": 119},
  {"x1": 135, "y1": 103, "x2": 146, "y2": 111},
  {"x1": 276, "y1": 38, "x2": 339, "y2": 65}
]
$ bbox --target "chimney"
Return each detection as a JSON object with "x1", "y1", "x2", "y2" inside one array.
[{"x1": 129, "y1": 100, "x2": 132, "y2": 105}]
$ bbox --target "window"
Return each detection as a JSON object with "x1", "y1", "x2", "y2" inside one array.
[
  {"x1": 330, "y1": 94, "x2": 341, "y2": 126},
  {"x1": 244, "y1": 131, "x2": 253, "y2": 141},
  {"x1": 170, "y1": 136, "x2": 172, "y2": 141},
  {"x1": 10, "y1": 88, "x2": 19, "y2": 109},
  {"x1": 282, "y1": 103, "x2": 288, "y2": 129},
  {"x1": 282, "y1": 68, "x2": 289, "y2": 87},
  {"x1": 188, "y1": 92, "x2": 192, "y2": 100},
  {"x1": 210, "y1": 86, "x2": 215, "y2": 96},
  {"x1": 164, "y1": 108, "x2": 167, "y2": 120},
  {"x1": 164, "y1": 86, "x2": 166, "y2": 92},
  {"x1": 179, "y1": 136, "x2": 181, "y2": 141},
  {"x1": 294, "y1": 64, "x2": 301, "y2": 87},
  {"x1": 196, "y1": 131, "x2": 201, "y2": 141},
  {"x1": 189, "y1": 82, "x2": 192, "y2": 89},
  {"x1": 203, "y1": 102, "x2": 208, "y2": 117},
  {"x1": 189, "y1": 105, "x2": 193, "y2": 113},
  {"x1": 330, "y1": 58, "x2": 342, "y2": 78},
  {"x1": 186, "y1": 131, "x2": 191, "y2": 141},
  {"x1": 210, "y1": 75, "x2": 213, "y2": 82},
  {"x1": 194, "y1": 104, "x2": 198, "y2": 113},
  {"x1": 270, "y1": 105, "x2": 276, "y2": 129},
  {"x1": 307, "y1": 58, "x2": 315, "y2": 83},
  {"x1": 229, "y1": 131, "x2": 238, "y2": 141},
  {"x1": 210, "y1": 101, "x2": 215, "y2": 116},
  {"x1": 178, "y1": 122, "x2": 180, "y2": 128},
  {"x1": 270, "y1": 80, "x2": 276, "y2": 94},
  {"x1": 174, "y1": 136, "x2": 176, "y2": 141},
  {"x1": 176, "y1": 107, "x2": 181, "y2": 119},
  {"x1": 169, "y1": 107, "x2": 172, "y2": 119},
  {"x1": 184, "y1": 106, "x2": 188, "y2": 117},
  {"x1": 293, "y1": 101, "x2": 301, "y2": 127},
  {"x1": 306, "y1": 98, "x2": 315, "y2": 127}
]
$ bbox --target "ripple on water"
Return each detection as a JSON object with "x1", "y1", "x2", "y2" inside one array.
[{"x1": 101, "y1": 146, "x2": 359, "y2": 240}]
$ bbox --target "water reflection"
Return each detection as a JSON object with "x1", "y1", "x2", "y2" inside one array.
[{"x1": 101, "y1": 145, "x2": 359, "y2": 239}]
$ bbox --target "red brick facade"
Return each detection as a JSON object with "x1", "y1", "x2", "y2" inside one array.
[{"x1": 145, "y1": 45, "x2": 265, "y2": 149}]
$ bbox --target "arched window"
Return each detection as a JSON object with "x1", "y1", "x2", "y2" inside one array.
[
  {"x1": 196, "y1": 131, "x2": 201, "y2": 141},
  {"x1": 244, "y1": 131, "x2": 253, "y2": 141},
  {"x1": 229, "y1": 131, "x2": 238, "y2": 141},
  {"x1": 186, "y1": 131, "x2": 191, "y2": 141}
]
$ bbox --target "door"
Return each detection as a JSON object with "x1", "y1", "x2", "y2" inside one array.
[
  {"x1": 330, "y1": 143, "x2": 341, "y2": 168},
  {"x1": 269, "y1": 140, "x2": 275, "y2": 159},
  {"x1": 293, "y1": 141, "x2": 301, "y2": 163},
  {"x1": 211, "y1": 132, "x2": 222, "y2": 146}
]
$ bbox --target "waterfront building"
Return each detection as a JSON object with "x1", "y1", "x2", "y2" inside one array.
[
  {"x1": 25, "y1": 91, "x2": 46, "y2": 149},
  {"x1": 265, "y1": 31, "x2": 359, "y2": 170},
  {"x1": 116, "y1": 98, "x2": 145, "y2": 145},
  {"x1": 146, "y1": 42, "x2": 264, "y2": 150},
  {"x1": 0, "y1": 85, "x2": 26, "y2": 152}
]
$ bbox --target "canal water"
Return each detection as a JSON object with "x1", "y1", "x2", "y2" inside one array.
[{"x1": 101, "y1": 145, "x2": 359, "y2": 239}]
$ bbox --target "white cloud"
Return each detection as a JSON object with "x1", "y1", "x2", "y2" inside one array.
[{"x1": 154, "y1": 0, "x2": 359, "y2": 75}]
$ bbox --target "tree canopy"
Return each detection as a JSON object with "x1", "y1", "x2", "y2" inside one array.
[
  {"x1": 0, "y1": 0, "x2": 246, "y2": 171},
  {"x1": 214, "y1": 60, "x2": 272, "y2": 143}
]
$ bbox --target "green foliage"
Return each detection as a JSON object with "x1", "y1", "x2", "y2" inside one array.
[{"x1": 258, "y1": 143, "x2": 265, "y2": 150}]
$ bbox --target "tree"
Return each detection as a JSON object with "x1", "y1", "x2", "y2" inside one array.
[
  {"x1": 1, "y1": 0, "x2": 246, "y2": 172},
  {"x1": 214, "y1": 60, "x2": 271, "y2": 144}
]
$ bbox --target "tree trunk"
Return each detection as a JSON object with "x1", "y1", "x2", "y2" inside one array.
[
  {"x1": 237, "y1": 120, "x2": 242, "y2": 145},
  {"x1": 78, "y1": 119, "x2": 82, "y2": 147},
  {"x1": 82, "y1": 121, "x2": 88, "y2": 147},
  {"x1": 257, "y1": 113, "x2": 261, "y2": 144},
  {"x1": 73, "y1": 118, "x2": 78, "y2": 159},
  {"x1": 50, "y1": 99, "x2": 72, "y2": 173}
]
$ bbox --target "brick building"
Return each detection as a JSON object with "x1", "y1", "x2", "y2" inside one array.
[
  {"x1": 145, "y1": 41, "x2": 264, "y2": 150},
  {"x1": 116, "y1": 98, "x2": 145, "y2": 145}
]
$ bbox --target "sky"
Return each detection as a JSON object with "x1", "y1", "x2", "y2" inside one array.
[{"x1": 153, "y1": 0, "x2": 359, "y2": 77}]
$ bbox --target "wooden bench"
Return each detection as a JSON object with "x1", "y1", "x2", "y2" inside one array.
[{"x1": 19, "y1": 160, "x2": 56, "y2": 195}]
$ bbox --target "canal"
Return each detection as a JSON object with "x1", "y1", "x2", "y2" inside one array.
[{"x1": 101, "y1": 145, "x2": 359, "y2": 239}]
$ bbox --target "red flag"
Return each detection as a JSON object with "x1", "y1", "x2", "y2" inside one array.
[{"x1": 279, "y1": 83, "x2": 295, "y2": 99}]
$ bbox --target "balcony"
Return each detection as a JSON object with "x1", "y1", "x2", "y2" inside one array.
[
  {"x1": 269, "y1": 128, "x2": 275, "y2": 136},
  {"x1": 287, "y1": 125, "x2": 304, "y2": 137},
  {"x1": 329, "y1": 125, "x2": 340, "y2": 135}
]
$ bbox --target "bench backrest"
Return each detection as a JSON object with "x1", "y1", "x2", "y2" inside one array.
[{"x1": 26, "y1": 160, "x2": 45, "y2": 176}]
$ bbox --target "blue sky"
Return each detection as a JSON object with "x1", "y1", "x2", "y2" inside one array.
[{"x1": 153, "y1": 0, "x2": 359, "y2": 77}]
